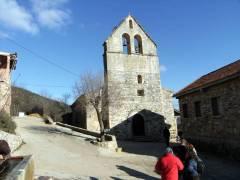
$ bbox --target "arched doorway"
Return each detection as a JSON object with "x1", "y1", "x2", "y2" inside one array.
[{"x1": 132, "y1": 114, "x2": 145, "y2": 136}]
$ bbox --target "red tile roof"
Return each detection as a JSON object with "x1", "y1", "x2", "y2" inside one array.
[{"x1": 174, "y1": 59, "x2": 240, "y2": 97}]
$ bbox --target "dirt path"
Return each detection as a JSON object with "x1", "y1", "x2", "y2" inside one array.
[
  {"x1": 12, "y1": 116, "x2": 240, "y2": 179},
  {"x1": 13, "y1": 117, "x2": 160, "y2": 179}
]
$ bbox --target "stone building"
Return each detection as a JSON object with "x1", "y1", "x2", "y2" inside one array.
[
  {"x1": 72, "y1": 15, "x2": 177, "y2": 141},
  {"x1": 174, "y1": 60, "x2": 240, "y2": 156},
  {"x1": 71, "y1": 95, "x2": 100, "y2": 132},
  {"x1": 103, "y1": 15, "x2": 176, "y2": 140},
  {"x1": 0, "y1": 52, "x2": 17, "y2": 114}
]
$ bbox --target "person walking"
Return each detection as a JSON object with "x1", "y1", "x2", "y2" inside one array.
[
  {"x1": 183, "y1": 149, "x2": 200, "y2": 180},
  {"x1": 155, "y1": 147, "x2": 184, "y2": 180}
]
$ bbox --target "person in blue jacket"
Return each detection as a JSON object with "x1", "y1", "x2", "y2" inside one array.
[{"x1": 183, "y1": 147, "x2": 200, "y2": 180}]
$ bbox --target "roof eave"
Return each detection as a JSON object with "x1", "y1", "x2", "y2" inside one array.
[{"x1": 174, "y1": 72, "x2": 240, "y2": 98}]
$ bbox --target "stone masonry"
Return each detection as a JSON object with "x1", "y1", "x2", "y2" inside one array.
[
  {"x1": 0, "y1": 52, "x2": 17, "y2": 114},
  {"x1": 103, "y1": 15, "x2": 177, "y2": 141},
  {"x1": 177, "y1": 79, "x2": 240, "y2": 155},
  {"x1": 175, "y1": 60, "x2": 240, "y2": 159}
]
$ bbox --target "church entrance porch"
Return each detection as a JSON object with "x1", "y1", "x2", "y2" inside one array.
[{"x1": 132, "y1": 114, "x2": 145, "y2": 136}]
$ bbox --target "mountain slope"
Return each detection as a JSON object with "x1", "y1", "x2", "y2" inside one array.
[{"x1": 11, "y1": 86, "x2": 71, "y2": 122}]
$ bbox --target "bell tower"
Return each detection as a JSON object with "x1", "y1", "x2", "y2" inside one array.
[{"x1": 103, "y1": 15, "x2": 176, "y2": 140}]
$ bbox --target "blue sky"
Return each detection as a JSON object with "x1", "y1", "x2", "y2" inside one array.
[{"x1": 1, "y1": 0, "x2": 240, "y2": 105}]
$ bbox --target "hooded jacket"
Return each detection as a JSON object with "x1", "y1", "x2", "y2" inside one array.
[{"x1": 155, "y1": 153, "x2": 184, "y2": 180}]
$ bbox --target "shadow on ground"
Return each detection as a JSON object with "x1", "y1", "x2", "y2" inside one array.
[
  {"x1": 24, "y1": 126, "x2": 97, "y2": 141},
  {"x1": 111, "y1": 165, "x2": 159, "y2": 180},
  {"x1": 24, "y1": 126, "x2": 58, "y2": 134},
  {"x1": 117, "y1": 140, "x2": 166, "y2": 158}
]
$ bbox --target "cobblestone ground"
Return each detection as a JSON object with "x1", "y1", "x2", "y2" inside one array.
[{"x1": 13, "y1": 117, "x2": 240, "y2": 180}]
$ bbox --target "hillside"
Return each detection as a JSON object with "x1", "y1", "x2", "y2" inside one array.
[{"x1": 11, "y1": 86, "x2": 71, "y2": 122}]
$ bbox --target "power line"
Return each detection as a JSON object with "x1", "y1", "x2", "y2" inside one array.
[
  {"x1": 6, "y1": 37, "x2": 80, "y2": 77},
  {"x1": 17, "y1": 83, "x2": 71, "y2": 88}
]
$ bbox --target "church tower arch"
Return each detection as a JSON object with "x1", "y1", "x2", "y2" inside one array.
[
  {"x1": 134, "y1": 35, "x2": 143, "y2": 54},
  {"x1": 122, "y1": 33, "x2": 131, "y2": 54}
]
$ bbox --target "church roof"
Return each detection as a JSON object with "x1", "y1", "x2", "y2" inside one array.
[
  {"x1": 105, "y1": 15, "x2": 157, "y2": 47},
  {"x1": 174, "y1": 59, "x2": 240, "y2": 97}
]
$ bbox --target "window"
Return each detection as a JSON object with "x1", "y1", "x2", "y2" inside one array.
[
  {"x1": 182, "y1": 104, "x2": 188, "y2": 118},
  {"x1": 211, "y1": 97, "x2": 220, "y2": 116},
  {"x1": 134, "y1": 35, "x2": 143, "y2": 54},
  {"x1": 137, "y1": 89, "x2": 144, "y2": 96},
  {"x1": 0, "y1": 55, "x2": 7, "y2": 69},
  {"x1": 122, "y1": 33, "x2": 131, "y2": 54},
  {"x1": 129, "y1": 20, "x2": 133, "y2": 29},
  {"x1": 194, "y1": 101, "x2": 201, "y2": 117},
  {"x1": 137, "y1": 75, "x2": 142, "y2": 84}
]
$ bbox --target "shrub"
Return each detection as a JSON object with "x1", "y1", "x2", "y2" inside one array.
[{"x1": 0, "y1": 111, "x2": 16, "y2": 134}]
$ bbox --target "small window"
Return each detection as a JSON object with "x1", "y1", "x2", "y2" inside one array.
[
  {"x1": 137, "y1": 75, "x2": 142, "y2": 84},
  {"x1": 129, "y1": 20, "x2": 133, "y2": 29},
  {"x1": 194, "y1": 101, "x2": 201, "y2": 117},
  {"x1": 211, "y1": 97, "x2": 220, "y2": 116},
  {"x1": 134, "y1": 35, "x2": 143, "y2": 54},
  {"x1": 0, "y1": 55, "x2": 7, "y2": 69},
  {"x1": 122, "y1": 33, "x2": 131, "y2": 54},
  {"x1": 137, "y1": 89, "x2": 144, "y2": 96},
  {"x1": 182, "y1": 104, "x2": 188, "y2": 118}
]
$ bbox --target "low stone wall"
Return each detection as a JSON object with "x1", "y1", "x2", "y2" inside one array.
[
  {"x1": 56, "y1": 122, "x2": 101, "y2": 137},
  {"x1": 0, "y1": 130, "x2": 23, "y2": 152},
  {"x1": 56, "y1": 122, "x2": 118, "y2": 151},
  {"x1": 95, "y1": 135, "x2": 118, "y2": 151}
]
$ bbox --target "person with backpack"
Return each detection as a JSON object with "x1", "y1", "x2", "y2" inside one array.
[
  {"x1": 183, "y1": 147, "x2": 200, "y2": 180},
  {"x1": 183, "y1": 140, "x2": 206, "y2": 180},
  {"x1": 173, "y1": 139, "x2": 204, "y2": 180}
]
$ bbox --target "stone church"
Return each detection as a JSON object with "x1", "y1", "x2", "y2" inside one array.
[{"x1": 71, "y1": 15, "x2": 177, "y2": 141}]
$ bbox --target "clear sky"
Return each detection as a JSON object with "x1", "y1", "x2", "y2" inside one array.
[{"x1": 1, "y1": 0, "x2": 240, "y2": 105}]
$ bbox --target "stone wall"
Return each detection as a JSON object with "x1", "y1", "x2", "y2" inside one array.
[
  {"x1": 71, "y1": 96, "x2": 87, "y2": 129},
  {"x1": 0, "y1": 82, "x2": 11, "y2": 113},
  {"x1": 178, "y1": 77, "x2": 240, "y2": 157},
  {"x1": 86, "y1": 104, "x2": 100, "y2": 132},
  {"x1": 161, "y1": 88, "x2": 177, "y2": 141},
  {"x1": 0, "y1": 130, "x2": 23, "y2": 152},
  {"x1": 0, "y1": 54, "x2": 11, "y2": 114},
  {"x1": 71, "y1": 95, "x2": 100, "y2": 132}
]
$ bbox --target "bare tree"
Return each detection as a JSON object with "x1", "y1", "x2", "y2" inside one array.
[
  {"x1": 61, "y1": 93, "x2": 71, "y2": 104},
  {"x1": 73, "y1": 72, "x2": 120, "y2": 141}
]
